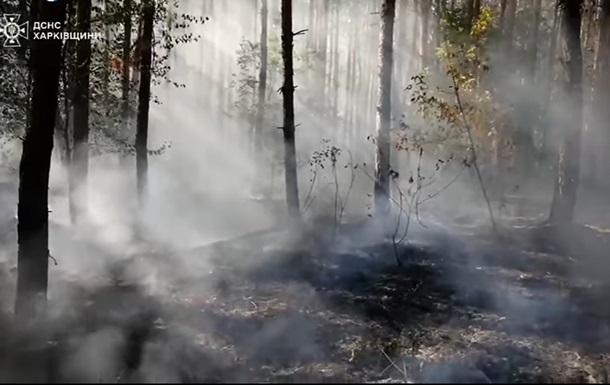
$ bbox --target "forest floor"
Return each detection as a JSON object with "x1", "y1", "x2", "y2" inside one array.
[{"x1": 1, "y1": 213, "x2": 610, "y2": 383}]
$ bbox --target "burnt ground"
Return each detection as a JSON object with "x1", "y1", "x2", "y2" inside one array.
[{"x1": 1, "y1": 219, "x2": 610, "y2": 383}]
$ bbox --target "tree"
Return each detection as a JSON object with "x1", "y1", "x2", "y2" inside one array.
[
  {"x1": 280, "y1": 0, "x2": 301, "y2": 220},
  {"x1": 15, "y1": 0, "x2": 67, "y2": 320},
  {"x1": 593, "y1": 0, "x2": 610, "y2": 184},
  {"x1": 69, "y1": 0, "x2": 93, "y2": 225},
  {"x1": 548, "y1": 0, "x2": 584, "y2": 224},
  {"x1": 374, "y1": 0, "x2": 396, "y2": 217},
  {"x1": 136, "y1": 0, "x2": 155, "y2": 209},
  {"x1": 254, "y1": 0, "x2": 269, "y2": 180},
  {"x1": 120, "y1": 0, "x2": 133, "y2": 141}
]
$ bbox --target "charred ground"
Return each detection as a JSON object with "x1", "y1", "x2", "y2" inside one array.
[{"x1": 1, "y1": 217, "x2": 609, "y2": 383}]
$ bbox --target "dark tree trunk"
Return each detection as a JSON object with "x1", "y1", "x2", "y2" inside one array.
[
  {"x1": 69, "y1": 0, "x2": 92, "y2": 225},
  {"x1": 548, "y1": 0, "x2": 584, "y2": 224},
  {"x1": 15, "y1": 0, "x2": 67, "y2": 321},
  {"x1": 465, "y1": 0, "x2": 479, "y2": 31},
  {"x1": 374, "y1": 0, "x2": 396, "y2": 216},
  {"x1": 136, "y1": 0, "x2": 154, "y2": 209},
  {"x1": 281, "y1": 0, "x2": 301, "y2": 220}
]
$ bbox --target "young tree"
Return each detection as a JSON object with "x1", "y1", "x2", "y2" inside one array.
[
  {"x1": 69, "y1": 0, "x2": 93, "y2": 225},
  {"x1": 280, "y1": 0, "x2": 301, "y2": 219},
  {"x1": 135, "y1": 0, "x2": 155, "y2": 209},
  {"x1": 374, "y1": 0, "x2": 396, "y2": 216},
  {"x1": 548, "y1": 0, "x2": 584, "y2": 224},
  {"x1": 15, "y1": 0, "x2": 67, "y2": 320}
]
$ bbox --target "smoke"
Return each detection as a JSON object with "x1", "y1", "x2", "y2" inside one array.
[{"x1": 0, "y1": 0, "x2": 609, "y2": 383}]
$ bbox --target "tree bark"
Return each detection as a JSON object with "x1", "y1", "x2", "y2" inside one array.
[
  {"x1": 374, "y1": 0, "x2": 396, "y2": 216},
  {"x1": 15, "y1": 0, "x2": 66, "y2": 321},
  {"x1": 548, "y1": 0, "x2": 584, "y2": 224},
  {"x1": 420, "y1": 0, "x2": 431, "y2": 67},
  {"x1": 136, "y1": 0, "x2": 154, "y2": 209},
  {"x1": 593, "y1": 0, "x2": 610, "y2": 184},
  {"x1": 255, "y1": 0, "x2": 268, "y2": 194},
  {"x1": 529, "y1": 0, "x2": 542, "y2": 79},
  {"x1": 281, "y1": 0, "x2": 301, "y2": 220},
  {"x1": 69, "y1": 0, "x2": 92, "y2": 225},
  {"x1": 121, "y1": 0, "x2": 133, "y2": 143},
  {"x1": 503, "y1": 0, "x2": 517, "y2": 56}
]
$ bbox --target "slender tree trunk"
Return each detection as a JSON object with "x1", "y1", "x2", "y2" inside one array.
[
  {"x1": 307, "y1": 0, "x2": 315, "y2": 49},
  {"x1": 529, "y1": 0, "x2": 541, "y2": 79},
  {"x1": 103, "y1": 0, "x2": 111, "y2": 110},
  {"x1": 499, "y1": 0, "x2": 508, "y2": 29},
  {"x1": 281, "y1": 0, "x2": 301, "y2": 220},
  {"x1": 374, "y1": 0, "x2": 396, "y2": 216},
  {"x1": 319, "y1": 0, "x2": 330, "y2": 115},
  {"x1": 548, "y1": 0, "x2": 584, "y2": 224},
  {"x1": 541, "y1": 1, "x2": 560, "y2": 150},
  {"x1": 467, "y1": 0, "x2": 481, "y2": 30},
  {"x1": 409, "y1": 0, "x2": 420, "y2": 73},
  {"x1": 420, "y1": 0, "x2": 431, "y2": 67},
  {"x1": 15, "y1": 0, "x2": 66, "y2": 321},
  {"x1": 136, "y1": 0, "x2": 154, "y2": 209},
  {"x1": 332, "y1": 1, "x2": 340, "y2": 138},
  {"x1": 255, "y1": 0, "x2": 268, "y2": 195},
  {"x1": 593, "y1": 0, "x2": 610, "y2": 185},
  {"x1": 503, "y1": 0, "x2": 517, "y2": 56},
  {"x1": 121, "y1": 0, "x2": 132, "y2": 145},
  {"x1": 69, "y1": 0, "x2": 92, "y2": 225}
]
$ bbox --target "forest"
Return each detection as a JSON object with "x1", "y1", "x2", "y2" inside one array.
[{"x1": 0, "y1": 0, "x2": 609, "y2": 382}]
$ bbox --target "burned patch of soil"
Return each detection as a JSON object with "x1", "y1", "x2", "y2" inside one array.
[{"x1": 1, "y1": 224, "x2": 610, "y2": 383}]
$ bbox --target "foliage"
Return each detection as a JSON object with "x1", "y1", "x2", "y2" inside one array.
[
  {"x1": 401, "y1": 7, "x2": 515, "y2": 171},
  {"x1": 0, "y1": 0, "x2": 207, "y2": 169}
]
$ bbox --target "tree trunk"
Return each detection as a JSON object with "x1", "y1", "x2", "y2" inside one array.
[
  {"x1": 102, "y1": 0, "x2": 111, "y2": 111},
  {"x1": 136, "y1": 0, "x2": 154, "y2": 209},
  {"x1": 255, "y1": 0, "x2": 268, "y2": 195},
  {"x1": 465, "y1": 0, "x2": 475, "y2": 30},
  {"x1": 15, "y1": 0, "x2": 66, "y2": 321},
  {"x1": 318, "y1": 0, "x2": 330, "y2": 115},
  {"x1": 331, "y1": 1, "x2": 340, "y2": 138},
  {"x1": 548, "y1": 0, "x2": 584, "y2": 224},
  {"x1": 503, "y1": 0, "x2": 517, "y2": 56},
  {"x1": 121, "y1": 0, "x2": 133, "y2": 145},
  {"x1": 374, "y1": 0, "x2": 396, "y2": 216},
  {"x1": 409, "y1": 0, "x2": 420, "y2": 73},
  {"x1": 307, "y1": 0, "x2": 316, "y2": 49},
  {"x1": 69, "y1": 0, "x2": 92, "y2": 225},
  {"x1": 281, "y1": 0, "x2": 301, "y2": 220},
  {"x1": 541, "y1": 1, "x2": 560, "y2": 151},
  {"x1": 593, "y1": 0, "x2": 610, "y2": 185},
  {"x1": 420, "y1": 0, "x2": 431, "y2": 67},
  {"x1": 529, "y1": 0, "x2": 541, "y2": 79}
]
